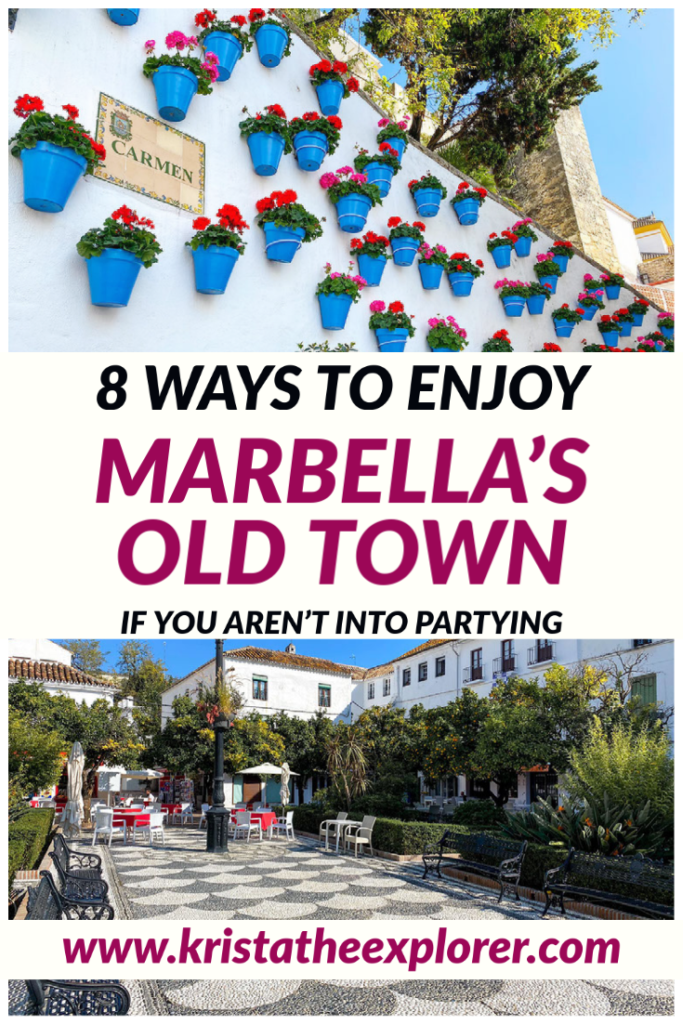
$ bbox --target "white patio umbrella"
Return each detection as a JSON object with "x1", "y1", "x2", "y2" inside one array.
[
  {"x1": 280, "y1": 762, "x2": 292, "y2": 807},
  {"x1": 239, "y1": 762, "x2": 298, "y2": 805},
  {"x1": 62, "y1": 741, "x2": 85, "y2": 839}
]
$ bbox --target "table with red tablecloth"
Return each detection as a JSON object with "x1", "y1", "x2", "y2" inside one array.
[
  {"x1": 161, "y1": 804, "x2": 183, "y2": 818},
  {"x1": 112, "y1": 811, "x2": 150, "y2": 841},
  {"x1": 230, "y1": 810, "x2": 278, "y2": 833}
]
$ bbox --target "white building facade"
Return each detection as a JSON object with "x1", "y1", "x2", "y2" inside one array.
[{"x1": 8, "y1": 638, "x2": 121, "y2": 706}]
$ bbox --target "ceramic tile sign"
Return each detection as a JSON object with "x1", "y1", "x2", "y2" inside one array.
[{"x1": 93, "y1": 92, "x2": 205, "y2": 214}]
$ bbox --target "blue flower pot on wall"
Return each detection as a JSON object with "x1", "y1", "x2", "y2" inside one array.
[
  {"x1": 553, "y1": 253, "x2": 569, "y2": 273},
  {"x1": 659, "y1": 324, "x2": 674, "y2": 339},
  {"x1": 316, "y1": 79, "x2": 344, "y2": 116},
  {"x1": 203, "y1": 31, "x2": 242, "y2": 82},
  {"x1": 255, "y1": 24, "x2": 288, "y2": 67},
  {"x1": 631, "y1": 313, "x2": 645, "y2": 327},
  {"x1": 375, "y1": 328, "x2": 409, "y2": 352},
  {"x1": 448, "y1": 272, "x2": 474, "y2": 297},
  {"x1": 387, "y1": 137, "x2": 407, "y2": 163},
  {"x1": 412, "y1": 188, "x2": 442, "y2": 218},
  {"x1": 501, "y1": 295, "x2": 526, "y2": 317},
  {"x1": 491, "y1": 245, "x2": 512, "y2": 269},
  {"x1": 603, "y1": 333, "x2": 619, "y2": 348},
  {"x1": 247, "y1": 131, "x2": 286, "y2": 176},
  {"x1": 107, "y1": 9, "x2": 139, "y2": 25},
  {"x1": 430, "y1": 346, "x2": 459, "y2": 353},
  {"x1": 452, "y1": 197, "x2": 480, "y2": 225},
  {"x1": 263, "y1": 223, "x2": 305, "y2": 263},
  {"x1": 357, "y1": 254, "x2": 386, "y2": 287},
  {"x1": 293, "y1": 130, "x2": 328, "y2": 172},
  {"x1": 192, "y1": 245, "x2": 239, "y2": 294},
  {"x1": 581, "y1": 305, "x2": 598, "y2": 321},
  {"x1": 605, "y1": 284, "x2": 621, "y2": 300},
  {"x1": 318, "y1": 292, "x2": 353, "y2": 330},
  {"x1": 391, "y1": 236, "x2": 420, "y2": 267},
  {"x1": 335, "y1": 193, "x2": 372, "y2": 233},
  {"x1": 85, "y1": 249, "x2": 143, "y2": 307},
  {"x1": 514, "y1": 235, "x2": 532, "y2": 257},
  {"x1": 619, "y1": 322, "x2": 633, "y2": 338},
  {"x1": 538, "y1": 274, "x2": 558, "y2": 294},
  {"x1": 654, "y1": 341, "x2": 665, "y2": 351},
  {"x1": 526, "y1": 294, "x2": 547, "y2": 316},
  {"x1": 418, "y1": 263, "x2": 443, "y2": 290},
  {"x1": 553, "y1": 318, "x2": 575, "y2": 338},
  {"x1": 20, "y1": 141, "x2": 87, "y2": 212},
  {"x1": 363, "y1": 161, "x2": 394, "y2": 199},
  {"x1": 152, "y1": 65, "x2": 198, "y2": 122}
]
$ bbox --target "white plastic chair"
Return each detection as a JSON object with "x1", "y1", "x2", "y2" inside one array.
[
  {"x1": 344, "y1": 815, "x2": 376, "y2": 857},
  {"x1": 176, "y1": 801, "x2": 194, "y2": 826},
  {"x1": 91, "y1": 807, "x2": 126, "y2": 847},
  {"x1": 319, "y1": 811, "x2": 348, "y2": 849},
  {"x1": 199, "y1": 803, "x2": 210, "y2": 829},
  {"x1": 232, "y1": 810, "x2": 261, "y2": 842},
  {"x1": 132, "y1": 812, "x2": 165, "y2": 846},
  {"x1": 269, "y1": 810, "x2": 294, "y2": 841}
]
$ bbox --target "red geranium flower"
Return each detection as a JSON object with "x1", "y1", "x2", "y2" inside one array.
[
  {"x1": 319, "y1": 59, "x2": 332, "y2": 72},
  {"x1": 387, "y1": 216, "x2": 402, "y2": 228},
  {"x1": 195, "y1": 8, "x2": 216, "y2": 27},
  {"x1": 413, "y1": 221, "x2": 426, "y2": 231},
  {"x1": 193, "y1": 216, "x2": 211, "y2": 231},
  {"x1": 278, "y1": 189, "x2": 297, "y2": 206},
  {"x1": 302, "y1": 111, "x2": 320, "y2": 121},
  {"x1": 327, "y1": 115, "x2": 342, "y2": 130},
  {"x1": 62, "y1": 103, "x2": 79, "y2": 120},
  {"x1": 350, "y1": 238, "x2": 362, "y2": 249},
  {"x1": 256, "y1": 197, "x2": 275, "y2": 213},
  {"x1": 388, "y1": 301, "x2": 404, "y2": 314},
  {"x1": 489, "y1": 232, "x2": 497, "y2": 239},
  {"x1": 332, "y1": 61, "x2": 347, "y2": 74},
  {"x1": 346, "y1": 78, "x2": 359, "y2": 93},
  {"x1": 475, "y1": 259, "x2": 484, "y2": 267},
  {"x1": 13, "y1": 93, "x2": 44, "y2": 119},
  {"x1": 90, "y1": 139, "x2": 106, "y2": 161},
  {"x1": 265, "y1": 103, "x2": 286, "y2": 119},
  {"x1": 231, "y1": 14, "x2": 246, "y2": 25},
  {"x1": 475, "y1": 187, "x2": 487, "y2": 197},
  {"x1": 248, "y1": 8, "x2": 266, "y2": 22}
]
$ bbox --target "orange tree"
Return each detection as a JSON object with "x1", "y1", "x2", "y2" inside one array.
[{"x1": 421, "y1": 688, "x2": 488, "y2": 784}]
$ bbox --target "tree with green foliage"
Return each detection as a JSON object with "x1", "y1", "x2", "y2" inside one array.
[
  {"x1": 147, "y1": 695, "x2": 216, "y2": 779},
  {"x1": 55, "y1": 639, "x2": 108, "y2": 676},
  {"x1": 9, "y1": 710, "x2": 66, "y2": 803},
  {"x1": 327, "y1": 725, "x2": 368, "y2": 810},
  {"x1": 115, "y1": 640, "x2": 174, "y2": 740},
  {"x1": 354, "y1": 703, "x2": 426, "y2": 804},
  {"x1": 268, "y1": 710, "x2": 335, "y2": 804},
  {"x1": 421, "y1": 687, "x2": 488, "y2": 784}
]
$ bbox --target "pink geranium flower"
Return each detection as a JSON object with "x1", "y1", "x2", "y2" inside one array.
[{"x1": 369, "y1": 300, "x2": 386, "y2": 313}]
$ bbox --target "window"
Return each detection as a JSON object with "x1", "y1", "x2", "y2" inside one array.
[
  {"x1": 502, "y1": 639, "x2": 515, "y2": 672},
  {"x1": 252, "y1": 676, "x2": 267, "y2": 701},
  {"x1": 383, "y1": 678, "x2": 391, "y2": 697},
  {"x1": 471, "y1": 648, "x2": 483, "y2": 682},
  {"x1": 435, "y1": 657, "x2": 445, "y2": 677},
  {"x1": 402, "y1": 668, "x2": 411, "y2": 687},
  {"x1": 631, "y1": 674, "x2": 657, "y2": 705},
  {"x1": 319, "y1": 685, "x2": 331, "y2": 708},
  {"x1": 633, "y1": 640, "x2": 653, "y2": 648},
  {"x1": 418, "y1": 662, "x2": 428, "y2": 682},
  {"x1": 445, "y1": 776, "x2": 458, "y2": 799},
  {"x1": 367, "y1": 681, "x2": 375, "y2": 701}
]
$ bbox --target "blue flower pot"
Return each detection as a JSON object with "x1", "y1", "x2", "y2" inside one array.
[
  {"x1": 538, "y1": 274, "x2": 558, "y2": 294},
  {"x1": 255, "y1": 23, "x2": 288, "y2": 67},
  {"x1": 152, "y1": 65, "x2": 198, "y2": 122},
  {"x1": 553, "y1": 318, "x2": 575, "y2": 338},
  {"x1": 412, "y1": 188, "x2": 442, "y2": 218},
  {"x1": 375, "y1": 328, "x2": 408, "y2": 352},
  {"x1": 581, "y1": 305, "x2": 598, "y2": 321},
  {"x1": 587, "y1": 288, "x2": 602, "y2": 299},
  {"x1": 602, "y1": 333, "x2": 619, "y2": 348},
  {"x1": 631, "y1": 313, "x2": 645, "y2": 327},
  {"x1": 654, "y1": 342, "x2": 665, "y2": 352},
  {"x1": 203, "y1": 31, "x2": 242, "y2": 82},
  {"x1": 659, "y1": 324, "x2": 674, "y2": 339},
  {"x1": 335, "y1": 193, "x2": 372, "y2": 233},
  {"x1": 605, "y1": 284, "x2": 621, "y2": 300},
  {"x1": 619, "y1": 322, "x2": 633, "y2": 338},
  {"x1": 430, "y1": 346, "x2": 458, "y2": 353},
  {"x1": 263, "y1": 223, "x2": 305, "y2": 263},
  {"x1": 20, "y1": 140, "x2": 87, "y2": 213},
  {"x1": 85, "y1": 249, "x2": 143, "y2": 307},
  {"x1": 107, "y1": 8, "x2": 139, "y2": 25},
  {"x1": 491, "y1": 245, "x2": 512, "y2": 269},
  {"x1": 418, "y1": 262, "x2": 443, "y2": 290},
  {"x1": 453, "y1": 197, "x2": 480, "y2": 225},
  {"x1": 316, "y1": 79, "x2": 345, "y2": 116},
  {"x1": 448, "y1": 272, "x2": 474, "y2": 297},
  {"x1": 363, "y1": 161, "x2": 394, "y2": 199},
  {"x1": 318, "y1": 292, "x2": 353, "y2": 330},
  {"x1": 526, "y1": 294, "x2": 547, "y2": 316},
  {"x1": 391, "y1": 236, "x2": 420, "y2": 267},
  {"x1": 514, "y1": 235, "x2": 532, "y2": 258},
  {"x1": 357, "y1": 253, "x2": 386, "y2": 287},
  {"x1": 247, "y1": 131, "x2": 286, "y2": 176},
  {"x1": 553, "y1": 253, "x2": 570, "y2": 274},
  {"x1": 192, "y1": 244, "x2": 239, "y2": 294},
  {"x1": 293, "y1": 130, "x2": 328, "y2": 172},
  {"x1": 386, "y1": 137, "x2": 407, "y2": 163},
  {"x1": 501, "y1": 295, "x2": 526, "y2": 317}
]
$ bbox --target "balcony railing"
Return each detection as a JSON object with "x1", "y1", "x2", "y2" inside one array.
[
  {"x1": 527, "y1": 641, "x2": 556, "y2": 666},
  {"x1": 462, "y1": 664, "x2": 486, "y2": 684},
  {"x1": 492, "y1": 655, "x2": 516, "y2": 676}
]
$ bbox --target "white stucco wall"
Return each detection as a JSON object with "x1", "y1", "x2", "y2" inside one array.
[
  {"x1": 9, "y1": 9, "x2": 663, "y2": 352},
  {"x1": 603, "y1": 200, "x2": 642, "y2": 284},
  {"x1": 9, "y1": 638, "x2": 73, "y2": 665},
  {"x1": 636, "y1": 229, "x2": 669, "y2": 256}
]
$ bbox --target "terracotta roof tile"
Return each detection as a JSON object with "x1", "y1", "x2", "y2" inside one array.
[
  {"x1": 8, "y1": 658, "x2": 118, "y2": 688},
  {"x1": 223, "y1": 646, "x2": 366, "y2": 678}
]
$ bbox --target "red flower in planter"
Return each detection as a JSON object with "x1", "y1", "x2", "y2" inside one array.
[
  {"x1": 231, "y1": 15, "x2": 246, "y2": 26},
  {"x1": 475, "y1": 259, "x2": 484, "y2": 267},
  {"x1": 62, "y1": 103, "x2": 79, "y2": 120},
  {"x1": 387, "y1": 216, "x2": 402, "y2": 228},
  {"x1": 265, "y1": 103, "x2": 286, "y2": 119},
  {"x1": 193, "y1": 216, "x2": 211, "y2": 231},
  {"x1": 350, "y1": 238, "x2": 362, "y2": 249},
  {"x1": 475, "y1": 187, "x2": 487, "y2": 197},
  {"x1": 195, "y1": 8, "x2": 216, "y2": 27},
  {"x1": 14, "y1": 93, "x2": 44, "y2": 118},
  {"x1": 389, "y1": 301, "x2": 404, "y2": 314},
  {"x1": 302, "y1": 111, "x2": 320, "y2": 121},
  {"x1": 249, "y1": 8, "x2": 267, "y2": 22},
  {"x1": 327, "y1": 115, "x2": 342, "y2": 130},
  {"x1": 413, "y1": 221, "x2": 426, "y2": 232},
  {"x1": 347, "y1": 77, "x2": 359, "y2": 92},
  {"x1": 256, "y1": 196, "x2": 275, "y2": 213},
  {"x1": 332, "y1": 61, "x2": 347, "y2": 74}
]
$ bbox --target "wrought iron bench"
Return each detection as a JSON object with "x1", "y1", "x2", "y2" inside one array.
[
  {"x1": 423, "y1": 830, "x2": 528, "y2": 903},
  {"x1": 23, "y1": 980, "x2": 130, "y2": 1015},
  {"x1": 52, "y1": 833, "x2": 103, "y2": 878},
  {"x1": 542, "y1": 849, "x2": 674, "y2": 919},
  {"x1": 50, "y1": 837, "x2": 110, "y2": 906},
  {"x1": 26, "y1": 871, "x2": 115, "y2": 921}
]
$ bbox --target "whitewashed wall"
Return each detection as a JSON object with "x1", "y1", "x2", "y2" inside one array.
[
  {"x1": 9, "y1": 9, "x2": 664, "y2": 353},
  {"x1": 603, "y1": 201, "x2": 642, "y2": 284}
]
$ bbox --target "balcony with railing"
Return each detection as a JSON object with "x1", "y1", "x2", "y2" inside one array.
[
  {"x1": 462, "y1": 664, "x2": 486, "y2": 684},
  {"x1": 492, "y1": 655, "x2": 516, "y2": 676},
  {"x1": 527, "y1": 641, "x2": 556, "y2": 666}
]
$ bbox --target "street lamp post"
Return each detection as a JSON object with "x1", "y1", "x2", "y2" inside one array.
[{"x1": 206, "y1": 639, "x2": 233, "y2": 853}]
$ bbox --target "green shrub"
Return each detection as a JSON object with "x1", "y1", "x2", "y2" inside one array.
[
  {"x1": 451, "y1": 800, "x2": 506, "y2": 829},
  {"x1": 8, "y1": 808, "x2": 55, "y2": 893}
]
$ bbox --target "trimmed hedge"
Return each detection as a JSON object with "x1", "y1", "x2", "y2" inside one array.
[{"x1": 8, "y1": 808, "x2": 55, "y2": 894}]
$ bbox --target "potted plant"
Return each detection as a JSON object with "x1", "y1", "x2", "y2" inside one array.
[
  {"x1": 387, "y1": 217, "x2": 425, "y2": 267},
  {"x1": 309, "y1": 59, "x2": 359, "y2": 116},
  {"x1": 581, "y1": 341, "x2": 613, "y2": 353},
  {"x1": 627, "y1": 297, "x2": 649, "y2": 327},
  {"x1": 533, "y1": 252, "x2": 563, "y2": 294},
  {"x1": 417, "y1": 242, "x2": 449, "y2": 290},
  {"x1": 637, "y1": 332, "x2": 667, "y2": 352},
  {"x1": 143, "y1": 34, "x2": 216, "y2": 122},
  {"x1": 482, "y1": 329, "x2": 513, "y2": 352},
  {"x1": 450, "y1": 179, "x2": 487, "y2": 225},
  {"x1": 194, "y1": 9, "x2": 253, "y2": 82},
  {"x1": 376, "y1": 117, "x2": 410, "y2": 163},
  {"x1": 408, "y1": 173, "x2": 447, "y2": 218},
  {"x1": 445, "y1": 252, "x2": 484, "y2": 297},
  {"x1": 597, "y1": 314, "x2": 623, "y2": 348},
  {"x1": 320, "y1": 167, "x2": 382, "y2": 233},
  {"x1": 290, "y1": 111, "x2": 341, "y2": 172},
  {"x1": 510, "y1": 218, "x2": 538, "y2": 258},
  {"x1": 487, "y1": 230, "x2": 518, "y2": 270},
  {"x1": 582, "y1": 274, "x2": 604, "y2": 299},
  {"x1": 599, "y1": 270, "x2": 626, "y2": 301},
  {"x1": 107, "y1": 9, "x2": 140, "y2": 26},
  {"x1": 426, "y1": 316, "x2": 468, "y2": 353},
  {"x1": 536, "y1": 342, "x2": 563, "y2": 353},
  {"x1": 349, "y1": 231, "x2": 391, "y2": 287},
  {"x1": 256, "y1": 188, "x2": 322, "y2": 263},
  {"x1": 354, "y1": 144, "x2": 400, "y2": 199},
  {"x1": 76, "y1": 205, "x2": 161, "y2": 307},
  {"x1": 368, "y1": 299, "x2": 415, "y2": 352},
  {"x1": 248, "y1": 8, "x2": 292, "y2": 67},
  {"x1": 614, "y1": 306, "x2": 635, "y2": 338},
  {"x1": 526, "y1": 280, "x2": 552, "y2": 315},
  {"x1": 10, "y1": 94, "x2": 106, "y2": 212},
  {"x1": 316, "y1": 262, "x2": 366, "y2": 330},
  {"x1": 185, "y1": 203, "x2": 248, "y2": 294},
  {"x1": 239, "y1": 104, "x2": 291, "y2": 176},
  {"x1": 551, "y1": 303, "x2": 584, "y2": 337},
  {"x1": 577, "y1": 289, "x2": 605, "y2": 321},
  {"x1": 494, "y1": 279, "x2": 527, "y2": 317},
  {"x1": 549, "y1": 239, "x2": 575, "y2": 274},
  {"x1": 657, "y1": 311, "x2": 674, "y2": 339}
]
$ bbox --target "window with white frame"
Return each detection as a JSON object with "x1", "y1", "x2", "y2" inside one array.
[
  {"x1": 367, "y1": 681, "x2": 375, "y2": 701},
  {"x1": 435, "y1": 656, "x2": 445, "y2": 677},
  {"x1": 383, "y1": 678, "x2": 391, "y2": 696},
  {"x1": 402, "y1": 668, "x2": 411, "y2": 687},
  {"x1": 418, "y1": 662, "x2": 428, "y2": 681}
]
